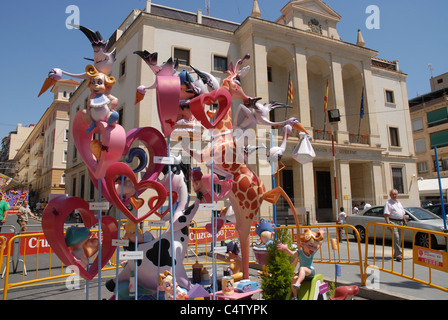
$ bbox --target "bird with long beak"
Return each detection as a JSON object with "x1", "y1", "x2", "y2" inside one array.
[
  {"x1": 252, "y1": 101, "x2": 310, "y2": 135},
  {"x1": 267, "y1": 124, "x2": 293, "y2": 163},
  {"x1": 38, "y1": 25, "x2": 116, "y2": 97},
  {"x1": 133, "y1": 52, "x2": 179, "y2": 104}
]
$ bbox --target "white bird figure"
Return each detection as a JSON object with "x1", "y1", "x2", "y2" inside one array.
[{"x1": 267, "y1": 124, "x2": 293, "y2": 163}]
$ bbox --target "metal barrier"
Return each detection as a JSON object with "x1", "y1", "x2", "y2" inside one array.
[
  {"x1": 364, "y1": 222, "x2": 448, "y2": 293},
  {"x1": 280, "y1": 224, "x2": 365, "y2": 284},
  {"x1": 1, "y1": 230, "x2": 121, "y2": 300}
]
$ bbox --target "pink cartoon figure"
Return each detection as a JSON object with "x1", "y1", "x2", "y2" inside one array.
[
  {"x1": 277, "y1": 228, "x2": 325, "y2": 300},
  {"x1": 157, "y1": 271, "x2": 189, "y2": 300},
  {"x1": 82, "y1": 65, "x2": 119, "y2": 133}
]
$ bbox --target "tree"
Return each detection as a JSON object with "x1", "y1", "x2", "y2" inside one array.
[{"x1": 261, "y1": 228, "x2": 295, "y2": 300}]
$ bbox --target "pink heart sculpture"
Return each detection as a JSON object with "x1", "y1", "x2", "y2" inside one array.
[
  {"x1": 72, "y1": 110, "x2": 126, "y2": 180},
  {"x1": 156, "y1": 75, "x2": 181, "y2": 137},
  {"x1": 42, "y1": 196, "x2": 118, "y2": 281},
  {"x1": 206, "y1": 218, "x2": 225, "y2": 235},
  {"x1": 105, "y1": 162, "x2": 168, "y2": 224},
  {"x1": 90, "y1": 126, "x2": 168, "y2": 204},
  {"x1": 201, "y1": 174, "x2": 233, "y2": 203},
  {"x1": 189, "y1": 88, "x2": 232, "y2": 129}
]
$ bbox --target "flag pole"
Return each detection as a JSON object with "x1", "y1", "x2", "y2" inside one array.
[{"x1": 323, "y1": 80, "x2": 329, "y2": 135}]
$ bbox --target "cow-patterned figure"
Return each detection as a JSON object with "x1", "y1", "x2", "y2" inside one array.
[{"x1": 106, "y1": 192, "x2": 202, "y2": 297}]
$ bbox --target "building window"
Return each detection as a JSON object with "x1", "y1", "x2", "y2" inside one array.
[
  {"x1": 385, "y1": 90, "x2": 395, "y2": 104},
  {"x1": 213, "y1": 55, "x2": 228, "y2": 72},
  {"x1": 117, "y1": 107, "x2": 124, "y2": 126},
  {"x1": 64, "y1": 128, "x2": 69, "y2": 141},
  {"x1": 80, "y1": 174, "x2": 85, "y2": 199},
  {"x1": 417, "y1": 162, "x2": 428, "y2": 174},
  {"x1": 427, "y1": 107, "x2": 448, "y2": 127},
  {"x1": 392, "y1": 167, "x2": 404, "y2": 194},
  {"x1": 89, "y1": 180, "x2": 95, "y2": 200},
  {"x1": 267, "y1": 67, "x2": 273, "y2": 82},
  {"x1": 60, "y1": 173, "x2": 66, "y2": 185},
  {"x1": 430, "y1": 129, "x2": 448, "y2": 149},
  {"x1": 174, "y1": 48, "x2": 190, "y2": 66},
  {"x1": 389, "y1": 127, "x2": 400, "y2": 147},
  {"x1": 119, "y1": 60, "x2": 126, "y2": 78},
  {"x1": 412, "y1": 118, "x2": 423, "y2": 132},
  {"x1": 62, "y1": 150, "x2": 68, "y2": 163},
  {"x1": 438, "y1": 78, "x2": 444, "y2": 84},
  {"x1": 414, "y1": 139, "x2": 426, "y2": 153},
  {"x1": 72, "y1": 178, "x2": 77, "y2": 197}
]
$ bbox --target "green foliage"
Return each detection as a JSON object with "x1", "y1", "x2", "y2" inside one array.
[{"x1": 261, "y1": 229, "x2": 295, "y2": 300}]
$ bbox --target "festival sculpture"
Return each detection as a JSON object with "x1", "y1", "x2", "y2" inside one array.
[{"x1": 38, "y1": 20, "x2": 317, "y2": 300}]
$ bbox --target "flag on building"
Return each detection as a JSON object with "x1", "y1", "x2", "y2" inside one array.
[
  {"x1": 288, "y1": 73, "x2": 294, "y2": 104},
  {"x1": 360, "y1": 88, "x2": 365, "y2": 119},
  {"x1": 324, "y1": 80, "x2": 329, "y2": 113}
]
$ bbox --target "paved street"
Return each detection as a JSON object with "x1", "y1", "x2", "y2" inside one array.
[{"x1": 2, "y1": 213, "x2": 448, "y2": 300}]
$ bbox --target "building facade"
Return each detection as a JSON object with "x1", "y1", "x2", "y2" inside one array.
[
  {"x1": 65, "y1": 0, "x2": 419, "y2": 224},
  {"x1": 0, "y1": 123, "x2": 35, "y2": 177},
  {"x1": 410, "y1": 82, "x2": 448, "y2": 203},
  {"x1": 14, "y1": 79, "x2": 79, "y2": 206}
]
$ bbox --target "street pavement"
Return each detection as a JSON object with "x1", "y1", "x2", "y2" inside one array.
[{"x1": 2, "y1": 213, "x2": 448, "y2": 300}]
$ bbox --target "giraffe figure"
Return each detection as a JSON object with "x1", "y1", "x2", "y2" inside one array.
[{"x1": 183, "y1": 55, "x2": 266, "y2": 279}]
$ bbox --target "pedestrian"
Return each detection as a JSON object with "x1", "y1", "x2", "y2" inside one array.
[
  {"x1": 17, "y1": 200, "x2": 38, "y2": 232},
  {"x1": 0, "y1": 194, "x2": 9, "y2": 232},
  {"x1": 384, "y1": 189, "x2": 407, "y2": 261},
  {"x1": 352, "y1": 203, "x2": 359, "y2": 215},
  {"x1": 359, "y1": 201, "x2": 371, "y2": 212},
  {"x1": 338, "y1": 207, "x2": 347, "y2": 241}
]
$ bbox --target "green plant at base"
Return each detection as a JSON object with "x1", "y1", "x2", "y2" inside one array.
[{"x1": 261, "y1": 228, "x2": 295, "y2": 300}]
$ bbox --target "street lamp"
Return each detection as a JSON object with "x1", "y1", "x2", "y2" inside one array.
[{"x1": 328, "y1": 109, "x2": 340, "y2": 220}]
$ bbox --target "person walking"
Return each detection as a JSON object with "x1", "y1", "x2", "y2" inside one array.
[
  {"x1": 338, "y1": 207, "x2": 347, "y2": 241},
  {"x1": 17, "y1": 200, "x2": 38, "y2": 232},
  {"x1": 384, "y1": 189, "x2": 407, "y2": 261},
  {"x1": 0, "y1": 194, "x2": 9, "y2": 232}
]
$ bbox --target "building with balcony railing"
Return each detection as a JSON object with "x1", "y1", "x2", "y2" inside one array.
[
  {"x1": 13, "y1": 79, "x2": 79, "y2": 206},
  {"x1": 65, "y1": 0, "x2": 419, "y2": 224}
]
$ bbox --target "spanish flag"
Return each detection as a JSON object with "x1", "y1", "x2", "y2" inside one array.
[
  {"x1": 324, "y1": 79, "x2": 329, "y2": 113},
  {"x1": 288, "y1": 73, "x2": 294, "y2": 104}
]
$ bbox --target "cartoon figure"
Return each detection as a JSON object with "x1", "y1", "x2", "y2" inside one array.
[
  {"x1": 39, "y1": 25, "x2": 116, "y2": 97},
  {"x1": 225, "y1": 241, "x2": 243, "y2": 282},
  {"x1": 158, "y1": 270, "x2": 189, "y2": 300},
  {"x1": 255, "y1": 219, "x2": 276, "y2": 247},
  {"x1": 277, "y1": 228, "x2": 325, "y2": 300},
  {"x1": 82, "y1": 65, "x2": 119, "y2": 133},
  {"x1": 64, "y1": 226, "x2": 99, "y2": 269},
  {"x1": 105, "y1": 194, "x2": 203, "y2": 296}
]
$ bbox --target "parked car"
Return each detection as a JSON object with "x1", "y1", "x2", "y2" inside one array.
[
  {"x1": 346, "y1": 206, "x2": 447, "y2": 248},
  {"x1": 423, "y1": 204, "x2": 448, "y2": 219}
]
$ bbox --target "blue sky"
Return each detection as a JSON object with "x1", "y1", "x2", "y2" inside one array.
[{"x1": 0, "y1": 0, "x2": 446, "y2": 140}]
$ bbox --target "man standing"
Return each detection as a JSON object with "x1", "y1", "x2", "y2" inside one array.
[
  {"x1": 0, "y1": 195, "x2": 9, "y2": 232},
  {"x1": 384, "y1": 189, "x2": 407, "y2": 261}
]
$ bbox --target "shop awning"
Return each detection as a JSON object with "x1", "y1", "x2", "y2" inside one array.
[{"x1": 418, "y1": 178, "x2": 448, "y2": 195}]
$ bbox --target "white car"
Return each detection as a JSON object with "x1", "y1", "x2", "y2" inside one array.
[{"x1": 346, "y1": 206, "x2": 448, "y2": 248}]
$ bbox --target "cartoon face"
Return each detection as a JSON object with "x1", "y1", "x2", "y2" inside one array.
[
  {"x1": 302, "y1": 238, "x2": 323, "y2": 254},
  {"x1": 91, "y1": 75, "x2": 107, "y2": 94}
]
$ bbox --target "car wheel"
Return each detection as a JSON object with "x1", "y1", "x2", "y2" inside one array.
[
  {"x1": 415, "y1": 232, "x2": 438, "y2": 249},
  {"x1": 355, "y1": 226, "x2": 366, "y2": 242}
]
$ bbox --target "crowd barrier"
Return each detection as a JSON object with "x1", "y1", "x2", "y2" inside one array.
[
  {"x1": 2, "y1": 221, "x2": 447, "y2": 299},
  {"x1": 364, "y1": 222, "x2": 448, "y2": 293}
]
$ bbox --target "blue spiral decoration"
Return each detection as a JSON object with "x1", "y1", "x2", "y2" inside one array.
[{"x1": 126, "y1": 147, "x2": 148, "y2": 173}]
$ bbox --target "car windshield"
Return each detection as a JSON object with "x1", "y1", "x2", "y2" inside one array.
[{"x1": 405, "y1": 207, "x2": 441, "y2": 220}]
